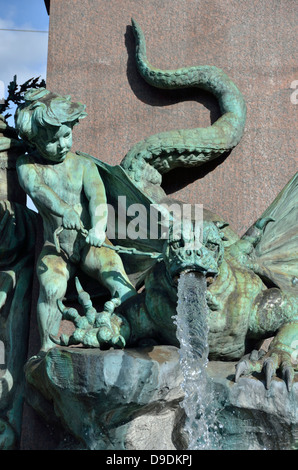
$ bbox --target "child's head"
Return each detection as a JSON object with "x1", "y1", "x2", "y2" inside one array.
[{"x1": 15, "y1": 88, "x2": 87, "y2": 162}]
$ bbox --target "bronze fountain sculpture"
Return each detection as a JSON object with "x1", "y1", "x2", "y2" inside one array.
[{"x1": 0, "y1": 20, "x2": 297, "y2": 450}]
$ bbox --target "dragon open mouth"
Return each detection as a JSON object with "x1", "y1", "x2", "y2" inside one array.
[{"x1": 173, "y1": 268, "x2": 217, "y2": 286}]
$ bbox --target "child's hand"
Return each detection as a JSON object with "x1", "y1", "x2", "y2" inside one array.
[
  {"x1": 86, "y1": 227, "x2": 106, "y2": 247},
  {"x1": 62, "y1": 207, "x2": 81, "y2": 230}
]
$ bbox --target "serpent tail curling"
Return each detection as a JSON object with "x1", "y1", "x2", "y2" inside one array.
[{"x1": 120, "y1": 19, "x2": 247, "y2": 193}]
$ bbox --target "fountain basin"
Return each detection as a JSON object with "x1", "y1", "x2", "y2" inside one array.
[
  {"x1": 24, "y1": 346, "x2": 298, "y2": 450},
  {"x1": 24, "y1": 346, "x2": 186, "y2": 450}
]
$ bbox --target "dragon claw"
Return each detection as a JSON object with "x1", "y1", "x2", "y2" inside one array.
[
  {"x1": 49, "y1": 334, "x2": 61, "y2": 345},
  {"x1": 111, "y1": 334, "x2": 126, "y2": 348},
  {"x1": 235, "y1": 346, "x2": 297, "y2": 392},
  {"x1": 95, "y1": 311, "x2": 112, "y2": 329},
  {"x1": 235, "y1": 349, "x2": 265, "y2": 383},
  {"x1": 57, "y1": 299, "x2": 66, "y2": 314},
  {"x1": 49, "y1": 333, "x2": 69, "y2": 346},
  {"x1": 235, "y1": 359, "x2": 250, "y2": 382},
  {"x1": 75, "y1": 276, "x2": 84, "y2": 294},
  {"x1": 281, "y1": 361, "x2": 295, "y2": 392},
  {"x1": 263, "y1": 357, "x2": 277, "y2": 390}
]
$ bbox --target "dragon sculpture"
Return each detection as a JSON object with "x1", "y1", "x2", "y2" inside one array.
[
  {"x1": 0, "y1": 19, "x2": 295, "y2": 452},
  {"x1": 52, "y1": 20, "x2": 298, "y2": 392}
]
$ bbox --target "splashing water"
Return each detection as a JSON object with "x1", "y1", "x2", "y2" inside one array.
[{"x1": 174, "y1": 272, "x2": 221, "y2": 450}]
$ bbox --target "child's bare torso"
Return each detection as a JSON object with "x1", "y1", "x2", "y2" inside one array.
[{"x1": 30, "y1": 151, "x2": 91, "y2": 259}]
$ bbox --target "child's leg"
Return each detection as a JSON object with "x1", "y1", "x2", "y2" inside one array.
[
  {"x1": 80, "y1": 239, "x2": 136, "y2": 306},
  {"x1": 37, "y1": 245, "x2": 74, "y2": 351}
]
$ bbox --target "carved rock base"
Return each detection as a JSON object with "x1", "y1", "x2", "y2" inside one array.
[
  {"x1": 208, "y1": 362, "x2": 298, "y2": 450},
  {"x1": 24, "y1": 346, "x2": 298, "y2": 450},
  {"x1": 25, "y1": 346, "x2": 187, "y2": 450}
]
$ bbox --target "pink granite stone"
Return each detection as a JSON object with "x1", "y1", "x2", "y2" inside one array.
[{"x1": 46, "y1": 0, "x2": 297, "y2": 235}]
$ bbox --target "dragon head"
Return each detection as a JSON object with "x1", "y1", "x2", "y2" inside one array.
[{"x1": 162, "y1": 220, "x2": 225, "y2": 284}]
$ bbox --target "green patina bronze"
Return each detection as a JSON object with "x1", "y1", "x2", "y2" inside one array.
[
  {"x1": 0, "y1": 115, "x2": 38, "y2": 448},
  {"x1": 121, "y1": 19, "x2": 247, "y2": 202},
  {"x1": 55, "y1": 201, "x2": 298, "y2": 391},
  {"x1": 15, "y1": 88, "x2": 136, "y2": 352},
  {"x1": 1, "y1": 20, "x2": 297, "y2": 449},
  {"x1": 37, "y1": 20, "x2": 297, "y2": 391}
]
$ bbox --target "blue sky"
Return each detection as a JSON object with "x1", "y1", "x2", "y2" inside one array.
[
  {"x1": 0, "y1": 0, "x2": 49, "y2": 209},
  {"x1": 0, "y1": 0, "x2": 49, "y2": 124}
]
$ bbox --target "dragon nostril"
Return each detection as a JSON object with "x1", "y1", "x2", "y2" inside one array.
[
  {"x1": 186, "y1": 250, "x2": 191, "y2": 256},
  {"x1": 196, "y1": 250, "x2": 201, "y2": 256}
]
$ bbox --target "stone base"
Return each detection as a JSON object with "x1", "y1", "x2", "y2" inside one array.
[
  {"x1": 208, "y1": 362, "x2": 298, "y2": 450},
  {"x1": 24, "y1": 346, "x2": 298, "y2": 450},
  {"x1": 25, "y1": 346, "x2": 186, "y2": 450}
]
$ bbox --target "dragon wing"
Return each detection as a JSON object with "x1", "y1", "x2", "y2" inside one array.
[
  {"x1": 252, "y1": 172, "x2": 298, "y2": 294},
  {"x1": 77, "y1": 151, "x2": 167, "y2": 284},
  {"x1": 77, "y1": 151, "x2": 237, "y2": 287}
]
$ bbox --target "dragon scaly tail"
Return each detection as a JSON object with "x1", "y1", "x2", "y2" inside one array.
[{"x1": 120, "y1": 19, "x2": 247, "y2": 193}]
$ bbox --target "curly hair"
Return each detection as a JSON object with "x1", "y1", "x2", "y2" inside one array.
[{"x1": 15, "y1": 88, "x2": 87, "y2": 143}]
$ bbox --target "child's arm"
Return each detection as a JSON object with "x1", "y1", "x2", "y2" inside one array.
[
  {"x1": 82, "y1": 160, "x2": 108, "y2": 247},
  {"x1": 16, "y1": 157, "x2": 81, "y2": 230}
]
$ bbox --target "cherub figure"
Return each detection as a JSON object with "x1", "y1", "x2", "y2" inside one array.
[{"x1": 15, "y1": 88, "x2": 136, "y2": 351}]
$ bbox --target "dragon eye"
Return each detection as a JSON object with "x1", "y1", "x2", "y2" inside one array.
[{"x1": 206, "y1": 242, "x2": 219, "y2": 254}]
